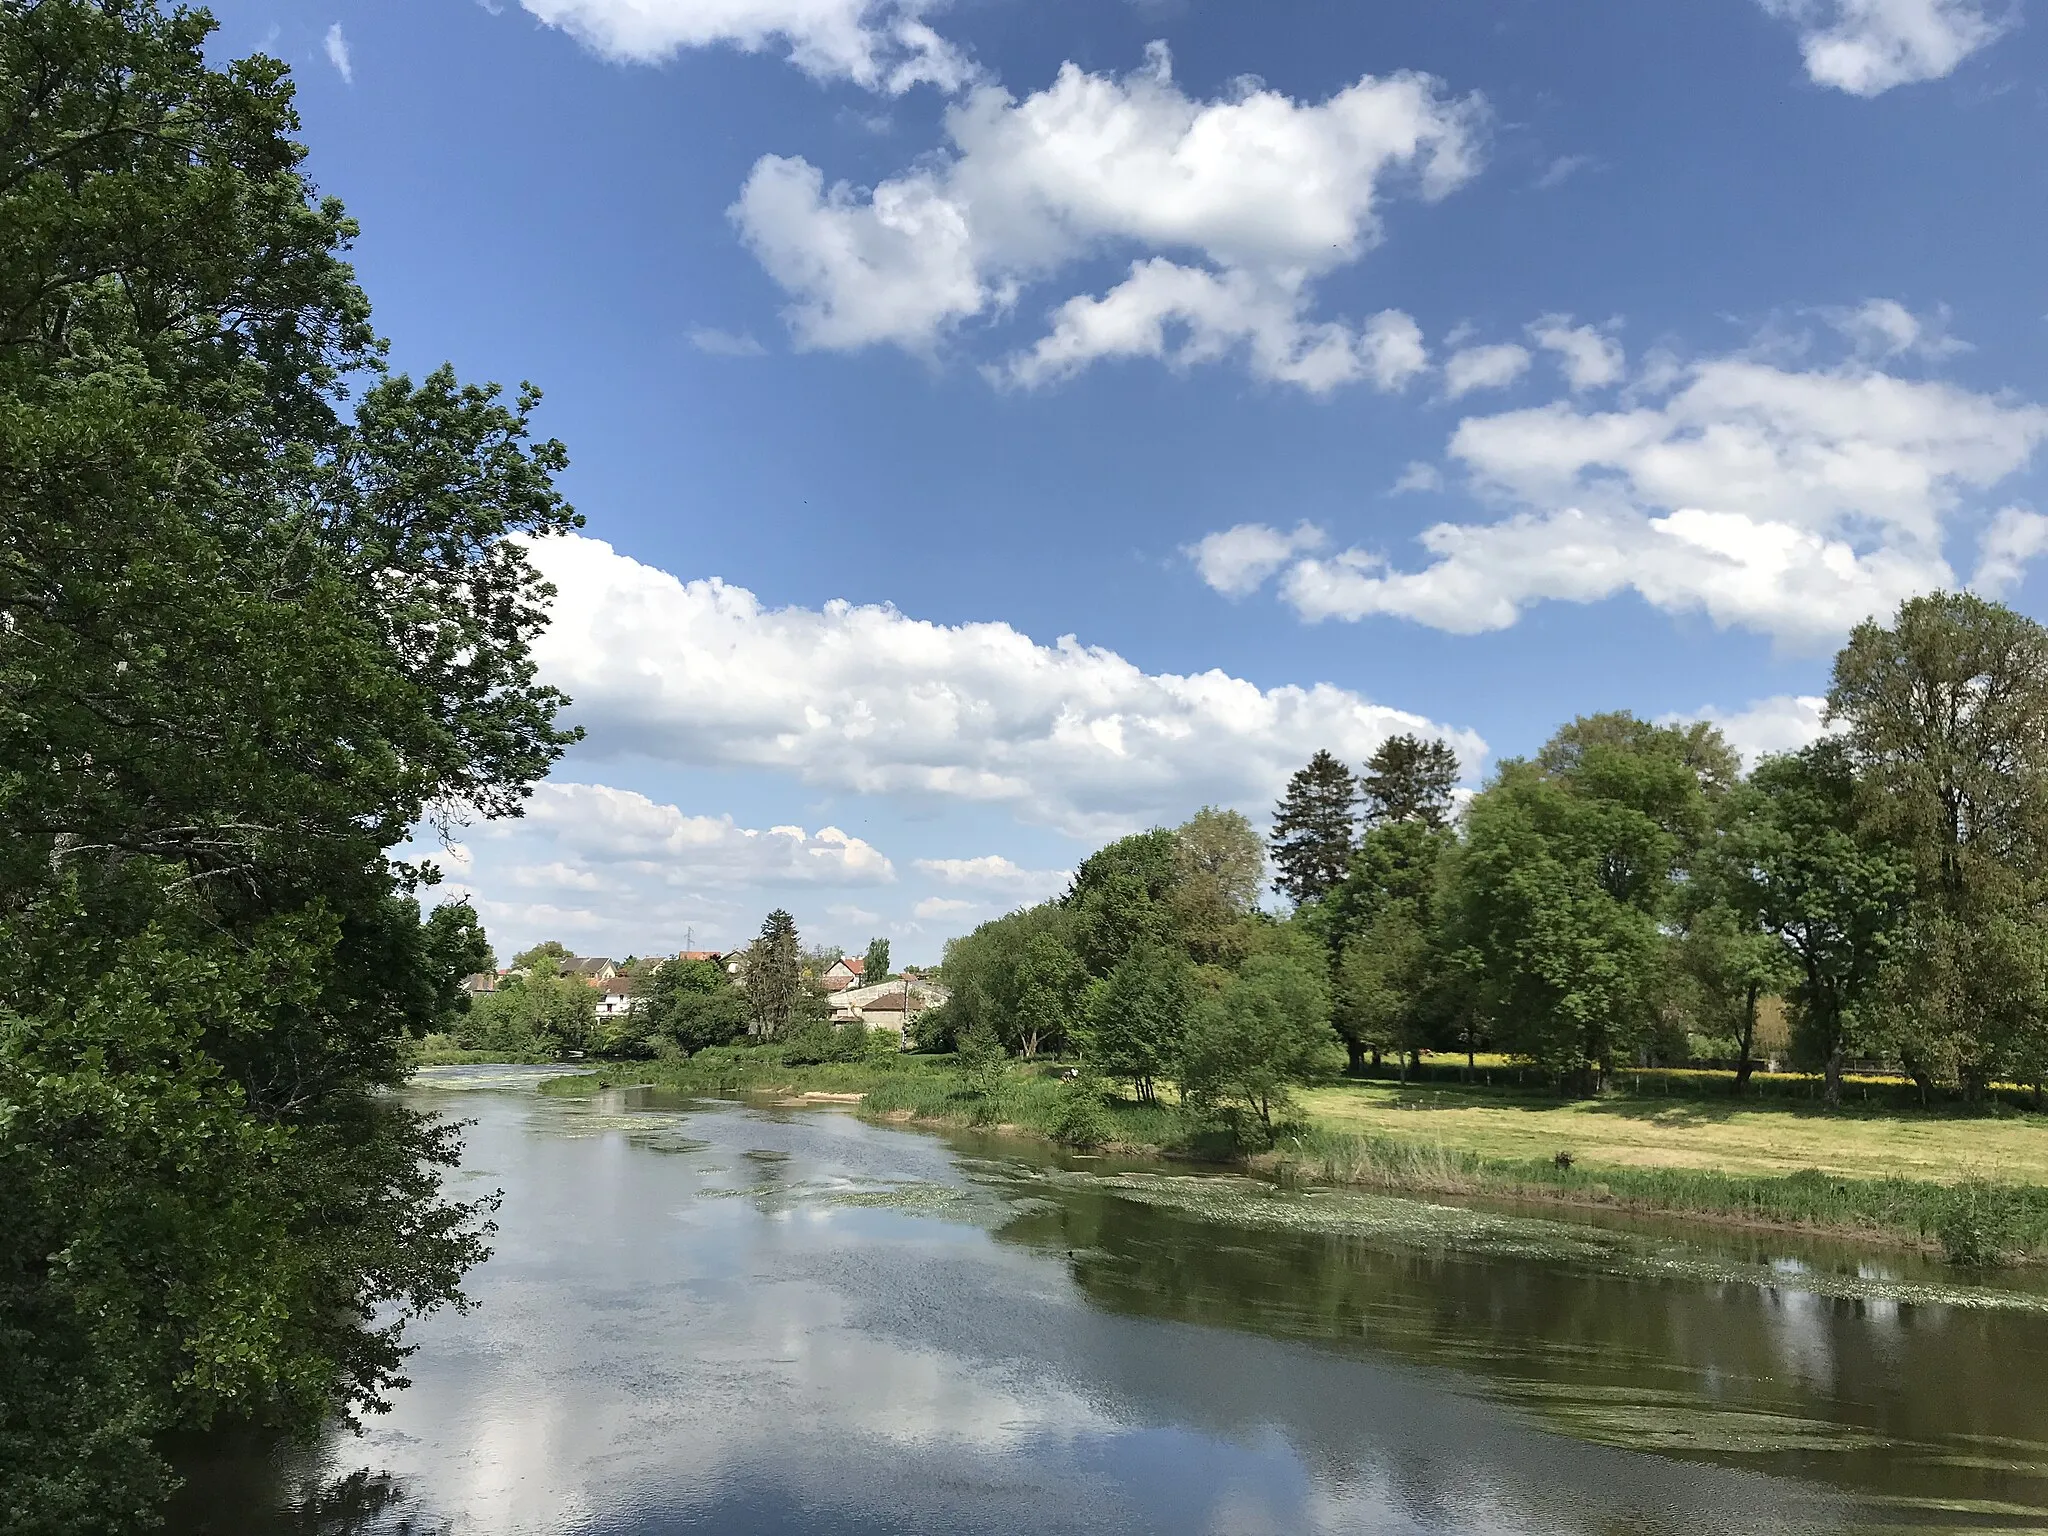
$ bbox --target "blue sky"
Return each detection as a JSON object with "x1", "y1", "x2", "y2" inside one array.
[{"x1": 209, "y1": 0, "x2": 2048, "y2": 962}]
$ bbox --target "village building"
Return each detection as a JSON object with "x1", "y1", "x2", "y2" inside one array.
[{"x1": 819, "y1": 956, "x2": 866, "y2": 992}]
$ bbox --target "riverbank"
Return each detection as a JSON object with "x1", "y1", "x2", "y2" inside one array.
[{"x1": 539, "y1": 1049, "x2": 2048, "y2": 1264}]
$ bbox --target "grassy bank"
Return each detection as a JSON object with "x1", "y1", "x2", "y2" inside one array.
[{"x1": 539, "y1": 1047, "x2": 2048, "y2": 1263}]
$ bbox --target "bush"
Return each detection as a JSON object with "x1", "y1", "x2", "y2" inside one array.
[
  {"x1": 1938, "y1": 1177, "x2": 2017, "y2": 1267},
  {"x1": 1048, "y1": 1073, "x2": 1112, "y2": 1148}
]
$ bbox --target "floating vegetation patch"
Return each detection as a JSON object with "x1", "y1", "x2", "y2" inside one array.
[{"x1": 1021, "y1": 1169, "x2": 2048, "y2": 1314}]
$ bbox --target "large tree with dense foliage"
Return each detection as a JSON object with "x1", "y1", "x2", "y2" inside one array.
[
  {"x1": 1729, "y1": 743, "x2": 1911, "y2": 1105},
  {"x1": 1086, "y1": 940, "x2": 1197, "y2": 1103},
  {"x1": 862, "y1": 937, "x2": 891, "y2": 984},
  {"x1": 643, "y1": 957, "x2": 749, "y2": 1056},
  {"x1": 1182, "y1": 931, "x2": 1334, "y2": 1139},
  {"x1": 0, "y1": 3, "x2": 580, "y2": 1525},
  {"x1": 1448, "y1": 717, "x2": 1727, "y2": 1084},
  {"x1": 1171, "y1": 805, "x2": 1265, "y2": 964},
  {"x1": 1829, "y1": 593, "x2": 2048, "y2": 1097},
  {"x1": 1269, "y1": 749, "x2": 1359, "y2": 906},
  {"x1": 1064, "y1": 828, "x2": 1185, "y2": 975}
]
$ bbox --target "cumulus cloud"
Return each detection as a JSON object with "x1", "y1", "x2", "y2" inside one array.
[
  {"x1": 1529, "y1": 314, "x2": 1624, "y2": 390},
  {"x1": 913, "y1": 896, "x2": 979, "y2": 920},
  {"x1": 914, "y1": 855, "x2": 1072, "y2": 902},
  {"x1": 517, "y1": 0, "x2": 974, "y2": 93},
  {"x1": 529, "y1": 534, "x2": 1486, "y2": 838},
  {"x1": 732, "y1": 43, "x2": 1482, "y2": 388},
  {"x1": 1673, "y1": 695, "x2": 1836, "y2": 766},
  {"x1": 426, "y1": 781, "x2": 896, "y2": 957},
  {"x1": 1760, "y1": 0, "x2": 2006, "y2": 95},
  {"x1": 1973, "y1": 506, "x2": 2048, "y2": 597},
  {"x1": 998, "y1": 263, "x2": 1428, "y2": 394},
  {"x1": 1186, "y1": 521, "x2": 1326, "y2": 597},
  {"x1": 324, "y1": 22, "x2": 353, "y2": 83},
  {"x1": 1205, "y1": 333, "x2": 2048, "y2": 646},
  {"x1": 1442, "y1": 342, "x2": 1530, "y2": 398}
]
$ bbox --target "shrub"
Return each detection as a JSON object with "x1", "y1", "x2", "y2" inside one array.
[{"x1": 1048, "y1": 1073, "x2": 1112, "y2": 1148}]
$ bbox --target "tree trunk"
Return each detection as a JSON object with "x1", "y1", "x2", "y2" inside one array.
[
  {"x1": 1734, "y1": 983, "x2": 1759, "y2": 1094},
  {"x1": 1345, "y1": 1038, "x2": 1366, "y2": 1075},
  {"x1": 1021, "y1": 1031, "x2": 1039, "y2": 1060},
  {"x1": 1370, "y1": 1048, "x2": 1383, "y2": 1071},
  {"x1": 1823, "y1": 1044, "x2": 1844, "y2": 1109}
]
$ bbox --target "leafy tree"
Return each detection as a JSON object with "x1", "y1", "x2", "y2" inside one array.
[
  {"x1": 1678, "y1": 803, "x2": 1799, "y2": 1091},
  {"x1": 1085, "y1": 941, "x2": 1197, "y2": 1104},
  {"x1": 862, "y1": 937, "x2": 891, "y2": 983},
  {"x1": 1360, "y1": 735, "x2": 1460, "y2": 829},
  {"x1": 942, "y1": 903, "x2": 1070, "y2": 1053},
  {"x1": 1182, "y1": 940, "x2": 1334, "y2": 1140},
  {"x1": 643, "y1": 958, "x2": 748, "y2": 1056},
  {"x1": 1735, "y1": 744, "x2": 1911, "y2": 1106},
  {"x1": 0, "y1": 3, "x2": 577, "y2": 1521},
  {"x1": 511, "y1": 940, "x2": 573, "y2": 970},
  {"x1": 1013, "y1": 930, "x2": 1085, "y2": 1058},
  {"x1": 1270, "y1": 750, "x2": 1359, "y2": 905},
  {"x1": 1321, "y1": 820, "x2": 1456, "y2": 1074},
  {"x1": 463, "y1": 969, "x2": 596, "y2": 1056},
  {"x1": 1336, "y1": 908, "x2": 1432, "y2": 1079},
  {"x1": 1064, "y1": 829, "x2": 1184, "y2": 975},
  {"x1": 1172, "y1": 806, "x2": 1265, "y2": 964},
  {"x1": 1447, "y1": 757, "x2": 1671, "y2": 1085},
  {"x1": 743, "y1": 910, "x2": 803, "y2": 1040},
  {"x1": 954, "y1": 1018, "x2": 1010, "y2": 1112},
  {"x1": 1830, "y1": 592, "x2": 2048, "y2": 1096}
]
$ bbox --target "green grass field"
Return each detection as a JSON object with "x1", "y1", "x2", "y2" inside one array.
[{"x1": 1294, "y1": 1078, "x2": 2048, "y2": 1184}]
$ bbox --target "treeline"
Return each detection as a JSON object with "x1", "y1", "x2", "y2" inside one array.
[
  {"x1": 452, "y1": 918, "x2": 904, "y2": 1063},
  {"x1": 940, "y1": 593, "x2": 2048, "y2": 1113},
  {"x1": 927, "y1": 807, "x2": 1334, "y2": 1135}
]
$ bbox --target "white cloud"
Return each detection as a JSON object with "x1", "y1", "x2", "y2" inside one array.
[
  {"x1": 476, "y1": 781, "x2": 896, "y2": 885},
  {"x1": 1186, "y1": 521, "x2": 1326, "y2": 598},
  {"x1": 324, "y1": 22, "x2": 353, "y2": 84},
  {"x1": 1674, "y1": 695, "x2": 1836, "y2": 767},
  {"x1": 1442, "y1": 343, "x2": 1530, "y2": 398},
  {"x1": 998, "y1": 262, "x2": 1427, "y2": 394},
  {"x1": 1822, "y1": 298, "x2": 1969, "y2": 362},
  {"x1": 689, "y1": 326, "x2": 768, "y2": 357},
  {"x1": 1760, "y1": 0, "x2": 2005, "y2": 95},
  {"x1": 731, "y1": 43, "x2": 1482, "y2": 387},
  {"x1": 1973, "y1": 506, "x2": 2048, "y2": 597},
  {"x1": 528, "y1": 533, "x2": 1486, "y2": 838},
  {"x1": 1529, "y1": 314, "x2": 1624, "y2": 390},
  {"x1": 1391, "y1": 461, "x2": 1444, "y2": 494},
  {"x1": 517, "y1": 0, "x2": 974, "y2": 93},
  {"x1": 1212, "y1": 336, "x2": 2048, "y2": 646},
  {"x1": 425, "y1": 781, "x2": 896, "y2": 957},
  {"x1": 913, "y1": 896, "x2": 979, "y2": 920},
  {"x1": 914, "y1": 855, "x2": 1072, "y2": 902}
]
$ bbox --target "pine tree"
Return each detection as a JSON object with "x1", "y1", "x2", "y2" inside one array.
[
  {"x1": 1270, "y1": 750, "x2": 1360, "y2": 905},
  {"x1": 1361, "y1": 735, "x2": 1461, "y2": 829},
  {"x1": 745, "y1": 909, "x2": 803, "y2": 1039}
]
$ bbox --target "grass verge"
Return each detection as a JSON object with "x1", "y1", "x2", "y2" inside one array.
[{"x1": 536, "y1": 1046, "x2": 2048, "y2": 1264}]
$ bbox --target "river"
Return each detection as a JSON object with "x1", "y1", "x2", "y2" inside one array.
[{"x1": 167, "y1": 1065, "x2": 2048, "y2": 1534}]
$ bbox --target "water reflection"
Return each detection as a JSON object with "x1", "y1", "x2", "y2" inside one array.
[{"x1": 168, "y1": 1075, "x2": 2048, "y2": 1534}]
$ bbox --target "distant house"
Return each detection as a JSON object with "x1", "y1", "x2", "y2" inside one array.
[
  {"x1": 565, "y1": 956, "x2": 617, "y2": 982},
  {"x1": 820, "y1": 956, "x2": 866, "y2": 993},
  {"x1": 830, "y1": 977, "x2": 948, "y2": 1039},
  {"x1": 460, "y1": 972, "x2": 498, "y2": 995},
  {"x1": 593, "y1": 973, "x2": 643, "y2": 1018},
  {"x1": 674, "y1": 950, "x2": 725, "y2": 966}
]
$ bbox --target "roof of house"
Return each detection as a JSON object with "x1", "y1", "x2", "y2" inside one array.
[
  {"x1": 860, "y1": 994, "x2": 908, "y2": 1012},
  {"x1": 462, "y1": 972, "x2": 497, "y2": 993},
  {"x1": 675, "y1": 950, "x2": 724, "y2": 963},
  {"x1": 566, "y1": 957, "x2": 615, "y2": 978}
]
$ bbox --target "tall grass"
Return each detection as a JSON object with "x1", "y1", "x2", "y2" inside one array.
[{"x1": 1282, "y1": 1125, "x2": 2048, "y2": 1261}]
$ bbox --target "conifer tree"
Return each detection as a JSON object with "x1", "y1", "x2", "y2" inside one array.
[
  {"x1": 1361, "y1": 735, "x2": 1461, "y2": 828},
  {"x1": 1270, "y1": 750, "x2": 1360, "y2": 904}
]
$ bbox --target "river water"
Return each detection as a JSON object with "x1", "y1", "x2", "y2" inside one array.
[{"x1": 168, "y1": 1066, "x2": 2048, "y2": 1535}]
